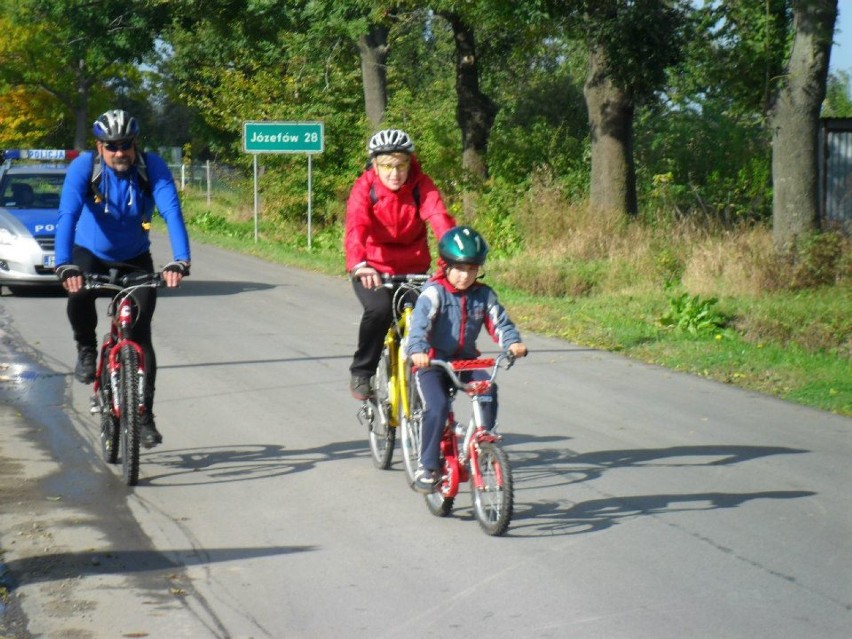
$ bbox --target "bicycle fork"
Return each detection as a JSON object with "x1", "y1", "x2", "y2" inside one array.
[
  {"x1": 462, "y1": 396, "x2": 501, "y2": 491},
  {"x1": 108, "y1": 339, "x2": 146, "y2": 419}
]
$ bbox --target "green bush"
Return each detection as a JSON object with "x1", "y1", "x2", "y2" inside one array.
[{"x1": 659, "y1": 292, "x2": 729, "y2": 336}]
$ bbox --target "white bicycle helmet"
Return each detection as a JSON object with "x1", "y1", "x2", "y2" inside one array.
[
  {"x1": 92, "y1": 109, "x2": 140, "y2": 142},
  {"x1": 368, "y1": 129, "x2": 414, "y2": 157}
]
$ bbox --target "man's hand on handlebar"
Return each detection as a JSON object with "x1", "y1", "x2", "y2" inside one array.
[
  {"x1": 162, "y1": 260, "x2": 190, "y2": 288},
  {"x1": 56, "y1": 264, "x2": 83, "y2": 293},
  {"x1": 352, "y1": 265, "x2": 381, "y2": 289}
]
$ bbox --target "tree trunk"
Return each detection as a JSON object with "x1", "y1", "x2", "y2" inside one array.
[
  {"x1": 73, "y1": 83, "x2": 90, "y2": 151},
  {"x1": 357, "y1": 25, "x2": 389, "y2": 130},
  {"x1": 440, "y1": 12, "x2": 498, "y2": 187},
  {"x1": 583, "y1": 45, "x2": 637, "y2": 216},
  {"x1": 770, "y1": 0, "x2": 837, "y2": 250}
]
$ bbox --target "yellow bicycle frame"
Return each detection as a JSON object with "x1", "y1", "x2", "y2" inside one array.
[{"x1": 384, "y1": 305, "x2": 415, "y2": 428}]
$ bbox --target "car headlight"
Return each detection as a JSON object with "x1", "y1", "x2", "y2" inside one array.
[{"x1": 0, "y1": 226, "x2": 18, "y2": 246}]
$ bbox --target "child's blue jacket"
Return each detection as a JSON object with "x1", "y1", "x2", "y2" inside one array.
[{"x1": 406, "y1": 275, "x2": 522, "y2": 360}]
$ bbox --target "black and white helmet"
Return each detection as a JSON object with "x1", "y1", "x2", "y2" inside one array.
[
  {"x1": 368, "y1": 129, "x2": 414, "y2": 157},
  {"x1": 92, "y1": 109, "x2": 140, "y2": 142}
]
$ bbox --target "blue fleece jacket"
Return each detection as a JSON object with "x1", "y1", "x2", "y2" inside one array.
[{"x1": 55, "y1": 151, "x2": 190, "y2": 265}]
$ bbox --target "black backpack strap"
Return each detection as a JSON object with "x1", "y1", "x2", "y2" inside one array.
[
  {"x1": 136, "y1": 151, "x2": 151, "y2": 196},
  {"x1": 369, "y1": 183, "x2": 421, "y2": 211},
  {"x1": 88, "y1": 150, "x2": 151, "y2": 204},
  {"x1": 89, "y1": 152, "x2": 105, "y2": 203}
]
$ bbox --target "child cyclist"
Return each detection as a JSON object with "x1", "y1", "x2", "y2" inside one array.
[{"x1": 405, "y1": 226, "x2": 527, "y2": 494}]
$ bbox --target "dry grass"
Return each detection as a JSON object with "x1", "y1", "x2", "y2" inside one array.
[{"x1": 491, "y1": 177, "x2": 851, "y2": 302}]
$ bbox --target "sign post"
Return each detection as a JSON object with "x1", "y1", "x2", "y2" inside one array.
[{"x1": 242, "y1": 121, "x2": 325, "y2": 246}]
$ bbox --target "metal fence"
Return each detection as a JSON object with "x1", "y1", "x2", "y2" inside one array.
[
  {"x1": 166, "y1": 161, "x2": 242, "y2": 204},
  {"x1": 819, "y1": 118, "x2": 852, "y2": 233}
]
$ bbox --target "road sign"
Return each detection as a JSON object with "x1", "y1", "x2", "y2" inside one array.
[{"x1": 243, "y1": 121, "x2": 324, "y2": 154}]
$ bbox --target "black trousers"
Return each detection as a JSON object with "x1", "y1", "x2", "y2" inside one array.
[
  {"x1": 349, "y1": 279, "x2": 394, "y2": 378},
  {"x1": 67, "y1": 247, "x2": 158, "y2": 410}
]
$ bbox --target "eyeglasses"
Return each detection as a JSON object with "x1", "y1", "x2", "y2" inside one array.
[
  {"x1": 376, "y1": 161, "x2": 410, "y2": 172},
  {"x1": 103, "y1": 139, "x2": 134, "y2": 152}
]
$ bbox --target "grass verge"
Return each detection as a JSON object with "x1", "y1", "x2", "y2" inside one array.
[{"x1": 177, "y1": 190, "x2": 851, "y2": 417}]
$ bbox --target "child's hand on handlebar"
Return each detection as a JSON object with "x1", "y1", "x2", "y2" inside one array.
[
  {"x1": 411, "y1": 352, "x2": 430, "y2": 369},
  {"x1": 508, "y1": 342, "x2": 528, "y2": 359}
]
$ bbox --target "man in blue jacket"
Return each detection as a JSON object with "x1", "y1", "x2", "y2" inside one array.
[{"x1": 55, "y1": 109, "x2": 191, "y2": 448}]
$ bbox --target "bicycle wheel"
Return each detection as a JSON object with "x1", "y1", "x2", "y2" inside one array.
[
  {"x1": 471, "y1": 441, "x2": 513, "y2": 536},
  {"x1": 98, "y1": 350, "x2": 119, "y2": 464},
  {"x1": 425, "y1": 459, "x2": 455, "y2": 517},
  {"x1": 118, "y1": 345, "x2": 141, "y2": 486},
  {"x1": 400, "y1": 382, "x2": 422, "y2": 488},
  {"x1": 367, "y1": 346, "x2": 395, "y2": 469}
]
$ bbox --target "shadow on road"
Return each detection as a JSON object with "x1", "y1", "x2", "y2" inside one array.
[
  {"x1": 160, "y1": 279, "x2": 278, "y2": 296},
  {"x1": 504, "y1": 442, "x2": 812, "y2": 537},
  {"x1": 510, "y1": 489, "x2": 816, "y2": 537},
  {"x1": 1, "y1": 545, "x2": 314, "y2": 588},
  {"x1": 140, "y1": 439, "x2": 369, "y2": 486}
]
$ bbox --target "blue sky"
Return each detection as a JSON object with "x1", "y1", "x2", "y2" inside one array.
[{"x1": 831, "y1": 4, "x2": 851, "y2": 73}]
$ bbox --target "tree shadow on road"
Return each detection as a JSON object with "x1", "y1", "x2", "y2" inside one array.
[{"x1": 1, "y1": 544, "x2": 315, "y2": 588}]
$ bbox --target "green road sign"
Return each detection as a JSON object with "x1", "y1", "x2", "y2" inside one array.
[{"x1": 243, "y1": 121, "x2": 324, "y2": 153}]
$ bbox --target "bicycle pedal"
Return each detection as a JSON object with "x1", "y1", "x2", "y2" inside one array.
[{"x1": 89, "y1": 395, "x2": 99, "y2": 414}]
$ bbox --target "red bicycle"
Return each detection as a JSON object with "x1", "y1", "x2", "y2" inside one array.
[
  {"x1": 86, "y1": 271, "x2": 163, "y2": 486},
  {"x1": 420, "y1": 354, "x2": 516, "y2": 536}
]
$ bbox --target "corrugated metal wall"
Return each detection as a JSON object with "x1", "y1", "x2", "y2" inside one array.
[{"x1": 819, "y1": 118, "x2": 852, "y2": 233}]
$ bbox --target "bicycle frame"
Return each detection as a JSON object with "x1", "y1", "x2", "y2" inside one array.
[
  {"x1": 94, "y1": 294, "x2": 145, "y2": 419},
  {"x1": 360, "y1": 274, "x2": 430, "y2": 470},
  {"x1": 424, "y1": 354, "x2": 516, "y2": 535},
  {"x1": 92, "y1": 276, "x2": 157, "y2": 416},
  {"x1": 432, "y1": 357, "x2": 505, "y2": 488},
  {"x1": 86, "y1": 271, "x2": 162, "y2": 486}
]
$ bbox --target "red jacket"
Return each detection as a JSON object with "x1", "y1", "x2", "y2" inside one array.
[{"x1": 344, "y1": 156, "x2": 456, "y2": 274}]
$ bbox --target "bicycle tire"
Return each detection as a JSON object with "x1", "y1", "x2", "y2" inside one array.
[
  {"x1": 401, "y1": 382, "x2": 423, "y2": 488},
  {"x1": 471, "y1": 440, "x2": 513, "y2": 536},
  {"x1": 367, "y1": 346, "x2": 395, "y2": 469},
  {"x1": 118, "y1": 345, "x2": 141, "y2": 486},
  {"x1": 98, "y1": 347, "x2": 119, "y2": 464}
]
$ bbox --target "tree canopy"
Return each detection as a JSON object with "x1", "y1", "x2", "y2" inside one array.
[{"x1": 0, "y1": 0, "x2": 846, "y2": 244}]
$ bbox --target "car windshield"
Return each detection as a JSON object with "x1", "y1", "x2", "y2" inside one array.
[{"x1": 1, "y1": 174, "x2": 64, "y2": 209}]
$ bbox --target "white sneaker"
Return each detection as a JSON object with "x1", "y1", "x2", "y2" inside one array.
[{"x1": 413, "y1": 466, "x2": 438, "y2": 494}]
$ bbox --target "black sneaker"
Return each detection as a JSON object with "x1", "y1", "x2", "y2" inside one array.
[
  {"x1": 413, "y1": 466, "x2": 438, "y2": 494},
  {"x1": 350, "y1": 375, "x2": 371, "y2": 401},
  {"x1": 139, "y1": 413, "x2": 163, "y2": 448},
  {"x1": 74, "y1": 345, "x2": 97, "y2": 384}
]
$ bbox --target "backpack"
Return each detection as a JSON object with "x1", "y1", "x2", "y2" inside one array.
[{"x1": 88, "y1": 151, "x2": 151, "y2": 204}]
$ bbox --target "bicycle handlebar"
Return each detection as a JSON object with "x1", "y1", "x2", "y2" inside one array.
[
  {"x1": 379, "y1": 273, "x2": 431, "y2": 288},
  {"x1": 84, "y1": 271, "x2": 164, "y2": 291},
  {"x1": 427, "y1": 353, "x2": 516, "y2": 391}
]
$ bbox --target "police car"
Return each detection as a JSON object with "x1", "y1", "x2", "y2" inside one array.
[{"x1": 0, "y1": 149, "x2": 78, "y2": 292}]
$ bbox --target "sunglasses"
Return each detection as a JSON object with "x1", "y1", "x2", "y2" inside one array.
[{"x1": 103, "y1": 139, "x2": 134, "y2": 152}]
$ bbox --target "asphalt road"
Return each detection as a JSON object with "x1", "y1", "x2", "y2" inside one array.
[{"x1": 0, "y1": 236, "x2": 850, "y2": 638}]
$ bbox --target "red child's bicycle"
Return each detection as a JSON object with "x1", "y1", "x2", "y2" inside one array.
[
  {"x1": 86, "y1": 271, "x2": 163, "y2": 486},
  {"x1": 416, "y1": 354, "x2": 517, "y2": 536}
]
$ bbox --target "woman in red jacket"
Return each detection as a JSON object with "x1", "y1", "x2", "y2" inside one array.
[{"x1": 345, "y1": 129, "x2": 456, "y2": 400}]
